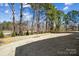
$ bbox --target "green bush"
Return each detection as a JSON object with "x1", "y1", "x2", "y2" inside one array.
[
  {"x1": 0, "y1": 31, "x2": 4, "y2": 38},
  {"x1": 11, "y1": 32, "x2": 17, "y2": 37}
]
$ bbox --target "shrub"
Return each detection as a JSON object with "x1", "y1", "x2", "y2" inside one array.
[
  {"x1": 0, "y1": 31, "x2": 4, "y2": 38},
  {"x1": 18, "y1": 31, "x2": 24, "y2": 36},
  {"x1": 11, "y1": 32, "x2": 17, "y2": 37},
  {"x1": 25, "y1": 31, "x2": 29, "y2": 35}
]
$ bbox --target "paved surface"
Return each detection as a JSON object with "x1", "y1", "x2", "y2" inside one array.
[
  {"x1": 0, "y1": 33, "x2": 71, "y2": 56},
  {"x1": 15, "y1": 32, "x2": 79, "y2": 56}
]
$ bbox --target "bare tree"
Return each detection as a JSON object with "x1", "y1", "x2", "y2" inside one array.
[
  {"x1": 19, "y1": 3, "x2": 23, "y2": 35},
  {"x1": 30, "y1": 4, "x2": 40, "y2": 33},
  {"x1": 11, "y1": 3, "x2": 16, "y2": 33}
]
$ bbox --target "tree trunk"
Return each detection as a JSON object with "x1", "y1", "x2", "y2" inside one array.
[
  {"x1": 45, "y1": 18, "x2": 48, "y2": 32},
  {"x1": 78, "y1": 24, "x2": 79, "y2": 31},
  {"x1": 36, "y1": 9, "x2": 40, "y2": 33},
  {"x1": 31, "y1": 19, "x2": 34, "y2": 34},
  {"x1": 12, "y1": 3, "x2": 16, "y2": 33},
  {"x1": 19, "y1": 3, "x2": 23, "y2": 35}
]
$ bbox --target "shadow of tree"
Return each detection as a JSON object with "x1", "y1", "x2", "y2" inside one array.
[{"x1": 15, "y1": 32, "x2": 79, "y2": 56}]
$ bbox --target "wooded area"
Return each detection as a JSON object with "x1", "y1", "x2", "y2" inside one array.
[{"x1": 0, "y1": 3, "x2": 79, "y2": 38}]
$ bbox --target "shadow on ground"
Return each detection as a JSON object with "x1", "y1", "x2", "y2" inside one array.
[{"x1": 15, "y1": 32, "x2": 79, "y2": 56}]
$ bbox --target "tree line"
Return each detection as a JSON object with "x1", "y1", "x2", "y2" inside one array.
[{"x1": 0, "y1": 3, "x2": 79, "y2": 37}]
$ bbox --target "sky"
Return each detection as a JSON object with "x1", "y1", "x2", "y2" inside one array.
[
  {"x1": 0, "y1": 3, "x2": 79, "y2": 22},
  {"x1": 53, "y1": 3, "x2": 79, "y2": 14}
]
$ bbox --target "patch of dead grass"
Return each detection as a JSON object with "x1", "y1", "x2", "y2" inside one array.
[{"x1": 0, "y1": 37, "x2": 14, "y2": 45}]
